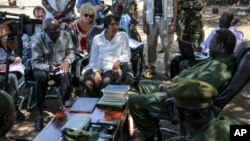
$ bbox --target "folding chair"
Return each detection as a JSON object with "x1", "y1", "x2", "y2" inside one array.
[{"x1": 24, "y1": 63, "x2": 64, "y2": 110}]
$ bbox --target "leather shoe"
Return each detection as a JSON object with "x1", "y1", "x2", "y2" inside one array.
[
  {"x1": 145, "y1": 130, "x2": 162, "y2": 141},
  {"x1": 143, "y1": 68, "x2": 156, "y2": 78},
  {"x1": 34, "y1": 116, "x2": 44, "y2": 131}
]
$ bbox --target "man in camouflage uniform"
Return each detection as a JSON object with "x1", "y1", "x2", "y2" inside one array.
[
  {"x1": 176, "y1": 0, "x2": 206, "y2": 49},
  {"x1": 0, "y1": 91, "x2": 16, "y2": 141},
  {"x1": 128, "y1": 29, "x2": 237, "y2": 141},
  {"x1": 171, "y1": 79, "x2": 241, "y2": 141},
  {"x1": 113, "y1": 0, "x2": 141, "y2": 42},
  {"x1": 126, "y1": 0, "x2": 141, "y2": 42}
]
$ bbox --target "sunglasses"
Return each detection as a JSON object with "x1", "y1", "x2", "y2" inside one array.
[{"x1": 84, "y1": 13, "x2": 94, "y2": 18}]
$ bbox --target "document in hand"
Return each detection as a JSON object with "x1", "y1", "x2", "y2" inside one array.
[
  {"x1": 0, "y1": 63, "x2": 25, "y2": 75},
  {"x1": 129, "y1": 38, "x2": 143, "y2": 49},
  {"x1": 194, "y1": 51, "x2": 210, "y2": 60}
]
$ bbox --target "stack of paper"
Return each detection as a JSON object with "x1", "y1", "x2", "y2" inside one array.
[
  {"x1": 97, "y1": 85, "x2": 130, "y2": 108},
  {"x1": 102, "y1": 85, "x2": 130, "y2": 103}
]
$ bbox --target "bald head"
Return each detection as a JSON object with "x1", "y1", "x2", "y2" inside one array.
[
  {"x1": 43, "y1": 18, "x2": 59, "y2": 30},
  {"x1": 43, "y1": 18, "x2": 61, "y2": 41}
]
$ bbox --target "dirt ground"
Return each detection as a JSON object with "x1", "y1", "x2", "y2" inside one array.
[{"x1": 1, "y1": 0, "x2": 250, "y2": 140}]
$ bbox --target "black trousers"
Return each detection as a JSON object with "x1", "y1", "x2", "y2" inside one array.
[
  {"x1": 33, "y1": 69, "x2": 72, "y2": 115},
  {"x1": 82, "y1": 70, "x2": 116, "y2": 97},
  {"x1": 82, "y1": 62, "x2": 133, "y2": 97}
]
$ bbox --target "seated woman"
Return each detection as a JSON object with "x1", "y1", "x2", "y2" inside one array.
[
  {"x1": 82, "y1": 14, "x2": 131, "y2": 97},
  {"x1": 69, "y1": 2, "x2": 96, "y2": 56},
  {"x1": 0, "y1": 21, "x2": 25, "y2": 121},
  {"x1": 68, "y1": 3, "x2": 96, "y2": 85}
]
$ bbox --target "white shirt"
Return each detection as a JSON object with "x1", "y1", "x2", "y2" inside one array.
[
  {"x1": 229, "y1": 26, "x2": 244, "y2": 52},
  {"x1": 89, "y1": 31, "x2": 131, "y2": 73},
  {"x1": 144, "y1": 0, "x2": 174, "y2": 25},
  {"x1": 200, "y1": 27, "x2": 244, "y2": 55}
]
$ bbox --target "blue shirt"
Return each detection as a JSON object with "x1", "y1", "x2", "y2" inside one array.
[{"x1": 119, "y1": 14, "x2": 131, "y2": 33}]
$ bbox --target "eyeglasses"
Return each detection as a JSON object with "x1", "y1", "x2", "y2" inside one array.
[{"x1": 84, "y1": 13, "x2": 94, "y2": 18}]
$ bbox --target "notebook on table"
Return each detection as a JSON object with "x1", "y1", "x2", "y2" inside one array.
[
  {"x1": 178, "y1": 39, "x2": 209, "y2": 61},
  {"x1": 70, "y1": 98, "x2": 99, "y2": 113}
]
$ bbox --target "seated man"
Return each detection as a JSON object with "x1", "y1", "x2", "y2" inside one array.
[
  {"x1": 31, "y1": 18, "x2": 76, "y2": 131},
  {"x1": 170, "y1": 81, "x2": 241, "y2": 141},
  {"x1": 170, "y1": 12, "x2": 243, "y2": 78},
  {"x1": 0, "y1": 21, "x2": 25, "y2": 121},
  {"x1": 82, "y1": 14, "x2": 131, "y2": 97},
  {"x1": 0, "y1": 90, "x2": 16, "y2": 141},
  {"x1": 200, "y1": 13, "x2": 243, "y2": 55},
  {"x1": 128, "y1": 28, "x2": 236, "y2": 141}
]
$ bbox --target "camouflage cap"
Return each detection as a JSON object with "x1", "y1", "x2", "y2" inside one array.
[
  {"x1": 168, "y1": 78, "x2": 218, "y2": 109},
  {"x1": 0, "y1": 90, "x2": 15, "y2": 118}
]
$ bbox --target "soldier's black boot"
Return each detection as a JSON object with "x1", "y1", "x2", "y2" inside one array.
[{"x1": 145, "y1": 130, "x2": 162, "y2": 141}]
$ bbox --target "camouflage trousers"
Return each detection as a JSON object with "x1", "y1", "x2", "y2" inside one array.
[{"x1": 128, "y1": 80, "x2": 169, "y2": 137}]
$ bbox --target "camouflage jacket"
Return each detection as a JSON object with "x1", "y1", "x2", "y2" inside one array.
[{"x1": 192, "y1": 118, "x2": 241, "y2": 141}]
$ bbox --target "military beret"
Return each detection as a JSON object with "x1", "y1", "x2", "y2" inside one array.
[
  {"x1": 0, "y1": 90, "x2": 15, "y2": 118},
  {"x1": 168, "y1": 78, "x2": 218, "y2": 109}
]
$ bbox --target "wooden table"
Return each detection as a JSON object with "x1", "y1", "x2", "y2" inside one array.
[{"x1": 34, "y1": 99, "x2": 129, "y2": 141}]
